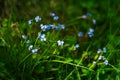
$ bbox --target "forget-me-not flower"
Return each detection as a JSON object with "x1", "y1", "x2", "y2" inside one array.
[
  {"x1": 53, "y1": 16, "x2": 59, "y2": 21},
  {"x1": 88, "y1": 28, "x2": 94, "y2": 37},
  {"x1": 50, "y1": 12, "x2": 55, "y2": 17},
  {"x1": 58, "y1": 24, "x2": 66, "y2": 30},
  {"x1": 35, "y1": 16, "x2": 41, "y2": 22},
  {"x1": 74, "y1": 44, "x2": 80, "y2": 50},
  {"x1": 28, "y1": 20, "x2": 32, "y2": 25},
  {"x1": 57, "y1": 40, "x2": 64, "y2": 46},
  {"x1": 32, "y1": 49, "x2": 38, "y2": 54},
  {"x1": 46, "y1": 25, "x2": 51, "y2": 30},
  {"x1": 104, "y1": 60, "x2": 108, "y2": 65},
  {"x1": 75, "y1": 44, "x2": 80, "y2": 48},
  {"x1": 40, "y1": 38, "x2": 46, "y2": 42},
  {"x1": 28, "y1": 45, "x2": 33, "y2": 51},
  {"x1": 40, "y1": 24, "x2": 47, "y2": 31},
  {"x1": 78, "y1": 32, "x2": 83, "y2": 37},
  {"x1": 97, "y1": 49, "x2": 102, "y2": 54},
  {"x1": 38, "y1": 34, "x2": 46, "y2": 42}
]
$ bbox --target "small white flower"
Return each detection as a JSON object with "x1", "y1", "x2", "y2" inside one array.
[
  {"x1": 92, "y1": 19, "x2": 96, "y2": 25},
  {"x1": 57, "y1": 40, "x2": 64, "y2": 46},
  {"x1": 82, "y1": 15, "x2": 87, "y2": 19},
  {"x1": 93, "y1": 61, "x2": 96, "y2": 64},
  {"x1": 98, "y1": 56, "x2": 105, "y2": 60}
]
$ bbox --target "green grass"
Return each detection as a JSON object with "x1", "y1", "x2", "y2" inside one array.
[{"x1": 0, "y1": 0, "x2": 120, "y2": 80}]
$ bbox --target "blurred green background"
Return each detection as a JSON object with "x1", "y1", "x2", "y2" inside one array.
[{"x1": 0, "y1": 0, "x2": 119, "y2": 21}]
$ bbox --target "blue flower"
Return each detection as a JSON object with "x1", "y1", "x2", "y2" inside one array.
[
  {"x1": 57, "y1": 40, "x2": 64, "y2": 46},
  {"x1": 35, "y1": 16, "x2": 41, "y2": 22},
  {"x1": 58, "y1": 24, "x2": 66, "y2": 30},
  {"x1": 40, "y1": 24, "x2": 47, "y2": 31},
  {"x1": 53, "y1": 16, "x2": 59, "y2": 21},
  {"x1": 38, "y1": 34, "x2": 46, "y2": 42},
  {"x1": 40, "y1": 34, "x2": 45, "y2": 38},
  {"x1": 74, "y1": 44, "x2": 80, "y2": 50},
  {"x1": 50, "y1": 12, "x2": 55, "y2": 17},
  {"x1": 88, "y1": 32, "x2": 94, "y2": 37},
  {"x1": 104, "y1": 60, "x2": 108, "y2": 65},
  {"x1": 50, "y1": 24, "x2": 56, "y2": 29},
  {"x1": 88, "y1": 28, "x2": 94, "y2": 37},
  {"x1": 28, "y1": 20, "x2": 32, "y2": 25},
  {"x1": 78, "y1": 32, "x2": 83, "y2": 37},
  {"x1": 32, "y1": 49, "x2": 38, "y2": 54},
  {"x1": 75, "y1": 44, "x2": 80, "y2": 48},
  {"x1": 46, "y1": 25, "x2": 51, "y2": 30},
  {"x1": 89, "y1": 28, "x2": 94, "y2": 33}
]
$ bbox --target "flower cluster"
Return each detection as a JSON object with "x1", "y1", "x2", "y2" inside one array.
[
  {"x1": 97, "y1": 47, "x2": 107, "y2": 54},
  {"x1": 38, "y1": 33, "x2": 46, "y2": 42},
  {"x1": 88, "y1": 28, "x2": 94, "y2": 37},
  {"x1": 40, "y1": 24, "x2": 65, "y2": 32},
  {"x1": 98, "y1": 56, "x2": 108, "y2": 65},
  {"x1": 21, "y1": 12, "x2": 109, "y2": 67},
  {"x1": 28, "y1": 45, "x2": 39, "y2": 54},
  {"x1": 50, "y1": 12, "x2": 59, "y2": 21},
  {"x1": 97, "y1": 47, "x2": 108, "y2": 65},
  {"x1": 22, "y1": 13, "x2": 67, "y2": 54}
]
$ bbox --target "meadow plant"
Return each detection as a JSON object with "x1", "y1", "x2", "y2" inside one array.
[
  {"x1": 22, "y1": 12, "x2": 109, "y2": 67},
  {"x1": 0, "y1": 12, "x2": 113, "y2": 80}
]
